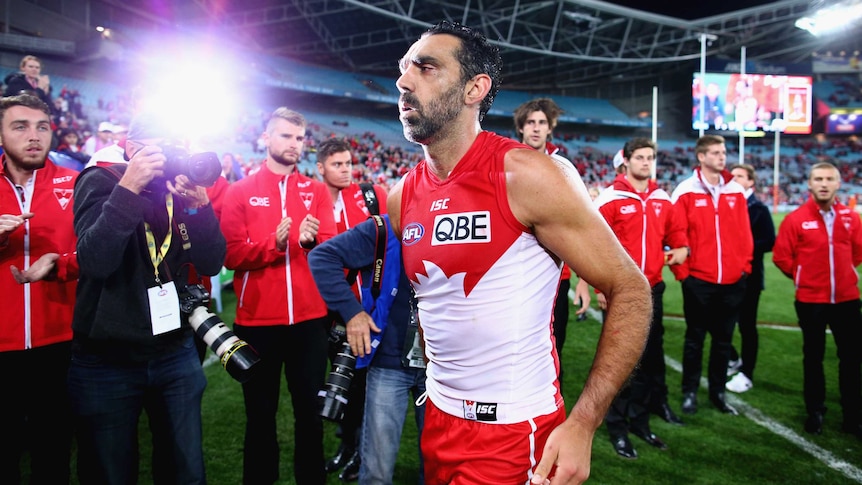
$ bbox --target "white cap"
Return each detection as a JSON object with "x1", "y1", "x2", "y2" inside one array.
[
  {"x1": 98, "y1": 121, "x2": 114, "y2": 132},
  {"x1": 612, "y1": 149, "x2": 625, "y2": 169}
]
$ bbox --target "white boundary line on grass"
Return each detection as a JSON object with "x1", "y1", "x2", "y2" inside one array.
[{"x1": 580, "y1": 305, "x2": 861, "y2": 483}]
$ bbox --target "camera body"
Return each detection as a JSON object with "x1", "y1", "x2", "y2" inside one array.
[
  {"x1": 159, "y1": 144, "x2": 222, "y2": 188},
  {"x1": 178, "y1": 284, "x2": 260, "y2": 383},
  {"x1": 317, "y1": 324, "x2": 357, "y2": 421}
]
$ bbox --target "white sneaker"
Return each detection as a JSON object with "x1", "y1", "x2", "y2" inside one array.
[
  {"x1": 726, "y1": 372, "x2": 753, "y2": 393},
  {"x1": 726, "y1": 358, "x2": 743, "y2": 376}
]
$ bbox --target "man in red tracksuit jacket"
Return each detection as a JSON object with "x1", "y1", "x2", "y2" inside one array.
[
  {"x1": 315, "y1": 136, "x2": 388, "y2": 480},
  {"x1": 220, "y1": 107, "x2": 337, "y2": 485},
  {"x1": 773, "y1": 161, "x2": 862, "y2": 439},
  {"x1": 670, "y1": 134, "x2": 752, "y2": 416},
  {"x1": 594, "y1": 137, "x2": 689, "y2": 459},
  {"x1": 0, "y1": 94, "x2": 78, "y2": 484}
]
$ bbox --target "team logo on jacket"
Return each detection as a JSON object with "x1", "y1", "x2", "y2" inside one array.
[
  {"x1": 463, "y1": 400, "x2": 498, "y2": 421},
  {"x1": 54, "y1": 188, "x2": 73, "y2": 210},
  {"x1": 402, "y1": 222, "x2": 424, "y2": 246},
  {"x1": 431, "y1": 211, "x2": 490, "y2": 246},
  {"x1": 300, "y1": 192, "x2": 314, "y2": 210},
  {"x1": 652, "y1": 202, "x2": 663, "y2": 218},
  {"x1": 728, "y1": 197, "x2": 737, "y2": 209}
]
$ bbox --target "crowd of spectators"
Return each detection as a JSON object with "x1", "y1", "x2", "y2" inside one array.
[{"x1": 1, "y1": 54, "x2": 859, "y2": 208}]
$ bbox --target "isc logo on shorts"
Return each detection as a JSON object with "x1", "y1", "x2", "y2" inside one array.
[
  {"x1": 431, "y1": 211, "x2": 491, "y2": 246},
  {"x1": 463, "y1": 400, "x2": 498, "y2": 421}
]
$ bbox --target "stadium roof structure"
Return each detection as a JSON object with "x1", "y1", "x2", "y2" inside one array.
[{"x1": 4, "y1": 0, "x2": 862, "y2": 94}]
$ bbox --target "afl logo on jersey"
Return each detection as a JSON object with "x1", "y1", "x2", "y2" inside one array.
[{"x1": 402, "y1": 222, "x2": 425, "y2": 246}]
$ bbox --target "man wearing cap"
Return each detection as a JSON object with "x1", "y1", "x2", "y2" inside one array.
[
  {"x1": 69, "y1": 112, "x2": 226, "y2": 483},
  {"x1": 83, "y1": 121, "x2": 115, "y2": 156}
]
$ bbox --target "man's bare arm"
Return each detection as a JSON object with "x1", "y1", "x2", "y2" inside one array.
[{"x1": 505, "y1": 148, "x2": 651, "y2": 484}]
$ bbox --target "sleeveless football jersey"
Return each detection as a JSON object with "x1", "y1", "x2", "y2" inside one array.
[{"x1": 400, "y1": 131, "x2": 563, "y2": 424}]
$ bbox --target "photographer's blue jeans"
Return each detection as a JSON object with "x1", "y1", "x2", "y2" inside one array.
[
  {"x1": 360, "y1": 365, "x2": 426, "y2": 485},
  {"x1": 68, "y1": 337, "x2": 207, "y2": 484}
]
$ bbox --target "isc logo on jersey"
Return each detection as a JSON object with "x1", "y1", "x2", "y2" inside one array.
[{"x1": 432, "y1": 211, "x2": 491, "y2": 246}]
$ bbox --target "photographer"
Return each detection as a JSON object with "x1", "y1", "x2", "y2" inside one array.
[
  {"x1": 309, "y1": 215, "x2": 426, "y2": 485},
  {"x1": 69, "y1": 113, "x2": 226, "y2": 484}
]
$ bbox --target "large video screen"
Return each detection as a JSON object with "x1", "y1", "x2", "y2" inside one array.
[{"x1": 692, "y1": 73, "x2": 813, "y2": 134}]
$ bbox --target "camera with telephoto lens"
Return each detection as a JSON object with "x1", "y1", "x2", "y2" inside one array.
[
  {"x1": 317, "y1": 324, "x2": 357, "y2": 421},
  {"x1": 178, "y1": 284, "x2": 260, "y2": 383},
  {"x1": 159, "y1": 144, "x2": 222, "y2": 188}
]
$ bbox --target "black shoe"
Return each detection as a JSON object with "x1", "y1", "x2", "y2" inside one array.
[
  {"x1": 653, "y1": 402, "x2": 685, "y2": 426},
  {"x1": 630, "y1": 428, "x2": 668, "y2": 450},
  {"x1": 325, "y1": 444, "x2": 354, "y2": 473},
  {"x1": 710, "y1": 393, "x2": 739, "y2": 415},
  {"x1": 339, "y1": 451, "x2": 360, "y2": 482},
  {"x1": 805, "y1": 412, "x2": 824, "y2": 435},
  {"x1": 841, "y1": 422, "x2": 862, "y2": 440},
  {"x1": 610, "y1": 435, "x2": 638, "y2": 459},
  {"x1": 681, "y1": 392, "x2": 698, "y2": 415}
]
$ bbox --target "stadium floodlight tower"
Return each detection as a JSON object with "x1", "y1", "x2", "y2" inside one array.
[
  {"x1": 698, "y1": 33, "x2": 718, "y2": 137},
  {"x1": 795, "y1": 0, "x2": 862, "y2": 36}
]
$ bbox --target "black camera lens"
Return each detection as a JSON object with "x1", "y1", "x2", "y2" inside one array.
[
  {"x1": 317, "y1": 341, "x2": 357, "y2": 421},
  {"x1": 185, "y1": 152, "x2": 222, "y2": 187}
]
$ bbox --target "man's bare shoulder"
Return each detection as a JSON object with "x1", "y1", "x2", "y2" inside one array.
[{"x1": 386, "y1": 178, "x2": 405, "y2": 234}]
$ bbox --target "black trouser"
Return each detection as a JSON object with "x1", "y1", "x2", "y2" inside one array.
[
  {"x1": 0, "y1": 341, "x2": 72, "y2": 485},
  {"x1": 235, "y1": 319, "x2": 329, "y2": 485},
  {"x1": 681, "y1": 276, "x2": 746, "y2": 398},
  {"x1": 606, "y1": 282, "x2": 667, "y2": 436},
  {"x1": 552, "y1": 278, "x2": 571, "y2": 386},
  {"x1": 729, "y1": 282, "x2": 763, "y2": 380},
  {"x1": 795, "y1": 300, "x2": 862, "y2": 426}
]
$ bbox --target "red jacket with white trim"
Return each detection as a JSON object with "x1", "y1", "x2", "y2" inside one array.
[
  {"x1": 670, "y1": 167, "x2": 752, "y2": 284},
  {"x1": 0, "y1": 156, "x2": 78, "y2": 351},
  {"x1": 773, "y1": 197, "x2": 862, "y2": 304},
  {"x1": 220, "y1": 163, "x2": 337, "y2": 326},
  {"x1": 594, "y1": 174, "x2": 688, "y2": 287}
]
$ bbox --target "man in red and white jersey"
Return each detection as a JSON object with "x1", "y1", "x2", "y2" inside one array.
[
  {"x1": 512, "y1": 97, "x2": 591, "y2": 389},
  {"x1": 220, "y1": 107, "x2": 337, "y2": 484},
  {"x1": 0, "y1": 94, "x2": 78, "y2": 484},
  {"x1": 773, "y1": 162, "x2": 862, "y2": 439},
  {"x1": 670, "y1": 134, "x2": 752, "y2": 416},
  {"x1": 593, "y1": 138, "x2": 689, "y2": 459},
  {"x1": 386, "y1": 21, "x2": 651, "y2": 485}
]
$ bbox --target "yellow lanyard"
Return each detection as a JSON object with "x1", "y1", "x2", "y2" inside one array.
[{"x1": 144, "y1": 193, "x2": 174, "y2": 284}]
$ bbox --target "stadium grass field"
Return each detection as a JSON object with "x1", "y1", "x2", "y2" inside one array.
[{"x1": 57, "y1": 212, "x2": 862, "y2": 483}]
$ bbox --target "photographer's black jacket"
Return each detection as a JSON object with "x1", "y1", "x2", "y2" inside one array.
[{"x1": 71, "y1": 165, "x2": 226, "y2": 362}]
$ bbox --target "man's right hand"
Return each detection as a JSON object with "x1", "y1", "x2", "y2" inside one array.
[
  {"x1": 275, "y1": 217, "x2": 292, "y2": 251},
  {"x1": 119, "y1": 145, "x2": 165, "y2": 194},
  {"x1": 345, "y1": 311, "x2": 382, "y2": 358},
  {"x1": 0, "y1": 212, "x2": 33, "y2": 244}
]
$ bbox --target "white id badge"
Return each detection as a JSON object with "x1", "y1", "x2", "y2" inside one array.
[{"x1": 148, "y1": 281, "x2": 181, "y2": 335}]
